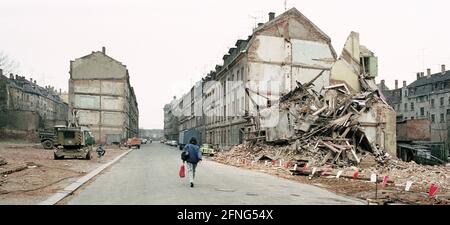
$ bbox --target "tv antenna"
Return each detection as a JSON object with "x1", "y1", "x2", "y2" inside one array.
[{"x1": 284, "y1": 0, "x2": 287, "y2": 11}]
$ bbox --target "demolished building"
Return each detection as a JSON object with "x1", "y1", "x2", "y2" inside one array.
[
  {"x1": 245, "y1": 30, "x2": 397, "y2": 164},
  {"x1": 167, "y1": 8, "x2": 396, "y2": 164}
]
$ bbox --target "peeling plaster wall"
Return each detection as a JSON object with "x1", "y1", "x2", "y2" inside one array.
[
  {"x1": 70, "y1": 52, "x2": 127, "y2": 80},
  {"x1": 358, "y1": 102, "x2": 397, "y2": 157}
]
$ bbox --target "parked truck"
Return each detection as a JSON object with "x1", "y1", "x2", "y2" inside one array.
[{"x1": 178, "y1": 129, "x2": 202, "y2": 150}]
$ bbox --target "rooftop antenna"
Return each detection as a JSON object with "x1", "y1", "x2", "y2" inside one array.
[{"x1": 284, "y1": 0, "x2": 287, "y2": 11}]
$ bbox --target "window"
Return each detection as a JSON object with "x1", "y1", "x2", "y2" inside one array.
[
  {"x1": 431, "y1": 114, "x2": 435, "y2": 123},
  {"x1": 404, "y1": 103, "x2": 408, "y2": 112},
  {"x1": 441, "y1": 97, "x2": 445, "y2": 106},
  {"x1": 410, "y1": 102, "x2": 414, "y2": 111},
  {"x1": 431, "y1": 99, "x2": 435, "y2": 108},
  {"x1": 441, "y1": 114, "x2": 445, "y2": 123},
  {"x1": 447, "y1": 109, "x2": 450, "y2": 115},
  {"x1": 420, "y1": 107, "x2": 425, "y2": 116}
]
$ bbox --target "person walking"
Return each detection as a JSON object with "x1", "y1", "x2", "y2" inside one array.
[{"x1": 181, "y1": 137, "x2": 202, "y2": 188}]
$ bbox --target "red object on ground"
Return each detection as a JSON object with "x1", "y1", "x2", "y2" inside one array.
[
  {"x1": 179, "y1": 164, "x2": 185, "y2": 178},
  {"x1": 302, "y1": 164, "x2": 308, "y2": 172},
  {"x1": 382, "y1": 176, "x2": 389, "y2": 187},
  {"x1": 272, "y1": 160, "x2": 276, "y2": 165},
  {"x1": 353, "y1": 171, "x2": 359, "y2": 179},
  {"x1": 429, "y1": 184, "x2": 438, "y2": 198}
]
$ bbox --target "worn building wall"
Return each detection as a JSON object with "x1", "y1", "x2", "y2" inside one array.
[
  {"x1": 0, "y1": 70, "x2": 68, "y2": 140},
  {"x1": 70, "y1": 52, "x2": 127, "y2": 80},
  {"x1": 69, "y1": 48, "x2": 138, "y2": 143},
  {"x1": 397, "y1": 119, "x2": 431, "y2": 141}
]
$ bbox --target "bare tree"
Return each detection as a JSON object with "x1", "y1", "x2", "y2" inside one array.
[{"x1": 0, "y1": 51, "x2": 19, "y2": 75}]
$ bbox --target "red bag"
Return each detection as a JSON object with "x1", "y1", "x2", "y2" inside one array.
[{"x1": 179, "y1": 164, "x2": 185, "y2": 178}]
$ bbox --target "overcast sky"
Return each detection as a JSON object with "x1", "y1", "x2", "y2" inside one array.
[{"x1": 1, "y1": 0, "x2": 450, "y2": 129}]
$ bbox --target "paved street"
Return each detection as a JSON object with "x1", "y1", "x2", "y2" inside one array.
[{"x1": 67, "y1": 143, "x2": 363, "y2": 205}]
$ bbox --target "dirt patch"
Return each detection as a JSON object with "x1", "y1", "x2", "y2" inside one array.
[
  {"x1": 0, "y1": 143, "x2": 126, "y2": 204},
  {"x1": 212, "y1": 149, "x2": 450, "y2": 205}
]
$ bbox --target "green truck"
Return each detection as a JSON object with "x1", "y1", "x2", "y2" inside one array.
[{"x1": 38, "y1": 125, "x2": 67, "y2": 149}]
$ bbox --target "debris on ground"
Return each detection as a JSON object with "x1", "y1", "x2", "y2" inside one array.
[
  {"x1": 0, "y1": 143, "x2": 124, "y2": 204},
  {"x1": 0, "y1": 156, "x2": 6, "y2": 166}
]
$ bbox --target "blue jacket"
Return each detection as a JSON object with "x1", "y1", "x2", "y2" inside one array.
[{"x1": 183, "y1": 144, "x2": 202, "y2": 164}]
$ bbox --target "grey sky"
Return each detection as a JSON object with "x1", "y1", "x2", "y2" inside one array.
[{"x1": 1, "y1": 0, "x2": 449, "y2": 129}]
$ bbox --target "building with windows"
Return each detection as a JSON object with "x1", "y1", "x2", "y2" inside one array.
[
  {"x1": 69, "y1": 47, "x2": 139, "y2": 144},
  {"x1": 380, "y1": 65, "x2": 450, "y2": 146}
]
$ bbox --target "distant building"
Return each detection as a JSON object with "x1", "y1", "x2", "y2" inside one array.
[
  {"x1": 163, "y1": 96, "x2": 179, "y2": 141},
  {"x1": 0, "y1": 69, "x2": 68, "y2": 139},
  {"x1": 380, "y1": 65, "x2": 450, "y2": 148},
  {"x1": 69, "y1": 47, "x2": 139, "y2": 144}
]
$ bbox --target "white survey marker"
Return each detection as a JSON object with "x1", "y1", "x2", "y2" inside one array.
[
  {"x1": 293, "y1": 164, "x2": 298, "y2": 171},
  {"x1": 370, "y1": 173, "x2": 377, "y2": 183},
  {"x1": 336, "y1": 170, "x2": 343, "y2": 178},
  {"x1": 405, "y1": 181, "x2": 413, "y2": 191}
]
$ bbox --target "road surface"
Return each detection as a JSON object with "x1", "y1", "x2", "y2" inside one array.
[{"x1": 67, "y1": 143, "x2": 363, "y2": 205}]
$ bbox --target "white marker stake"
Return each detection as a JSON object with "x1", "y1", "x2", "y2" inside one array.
[
  {"x1": 279, "y1": 160, "x2": 282, "y2": 167},
  {"x1": 336, "y1": 170, "x2": 343, "y2": 178},
  {"x1": 405, "y1": 181, "x2": 413, "y2": 191},
  {"x1": 370, "y1": 174, "x2": 377, "y2": 183},
  {"x1": 311, "y1": 167, "x2": 317, "y2": 176},
  {"x1": 293, "y1": 164, "x2": 298, "y2": 171}
]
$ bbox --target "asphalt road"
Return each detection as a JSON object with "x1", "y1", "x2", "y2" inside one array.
[{"x1": 67, "y1": 143, "x2": 363, "y2": 205}]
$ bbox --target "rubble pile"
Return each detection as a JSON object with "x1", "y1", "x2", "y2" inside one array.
[
  {"x1": 372, "y1": 159, "x2": 450, "y2": 190},
  {"x1": 238, "y1": 73, "x2": 391, "y2": 168},
  {"x1": 282, "y1": 81, "x2": 390, "y2": 166}
]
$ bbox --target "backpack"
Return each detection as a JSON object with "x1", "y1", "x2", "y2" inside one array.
[{"x1": 181, "y1": 150, "x2": 189, "y2": 161}]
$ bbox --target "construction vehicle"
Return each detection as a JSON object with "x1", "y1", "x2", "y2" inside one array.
[
  {"x1": 53, "y1": 110, "x2": 95, "y2": 160},
  {"x1": 53, "y1": 126, "x2": 95, "y2": 160}
]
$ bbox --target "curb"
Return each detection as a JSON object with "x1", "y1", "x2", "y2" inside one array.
[{"x1": 38, "y1": 148, "x2": 134, "y2": 205}]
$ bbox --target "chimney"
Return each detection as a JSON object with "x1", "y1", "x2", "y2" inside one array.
[
  {"x1": 381, "y1": 79, "x2": 385, "y2": 90},
  {"x1": 9, "y1": 73, "x2": 13, "y2": 79},
  {"x1": 427, "y1": 68, "x2": 431, "y2": 76},
  {"x1": 30, "y1": 78, "x2": 33, "y2": 83},
  {"x1": 102, "y1": 46, "x2": 106, "y2": 54},
  {"x1": 417, "y1": 72, "x2": 420, "y2": 80},
  {"x1": 34, "y1": 80, "x2": 36, "y2": 84},
  {"x1": 269, "y1": 12, "x2": 275, "y2": 21},
  {"x1": 59, "y1": 88, "x2": 62, "y2": 94},
  {"x1": 421, "y1": 72, "x2": 425, "y2": 78},
  {"x1": 442, "y1": 64, "x2": 446, "y2": 74},
  {"x1": 403, "y1": 81, "x2": 407, "y2": 88},
  {"x1": 395, "y1": 80, "x2": 398, "y2": 89},
  {"x1": 15, "y1": 75, "x2": 18, "y2": 80}
]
